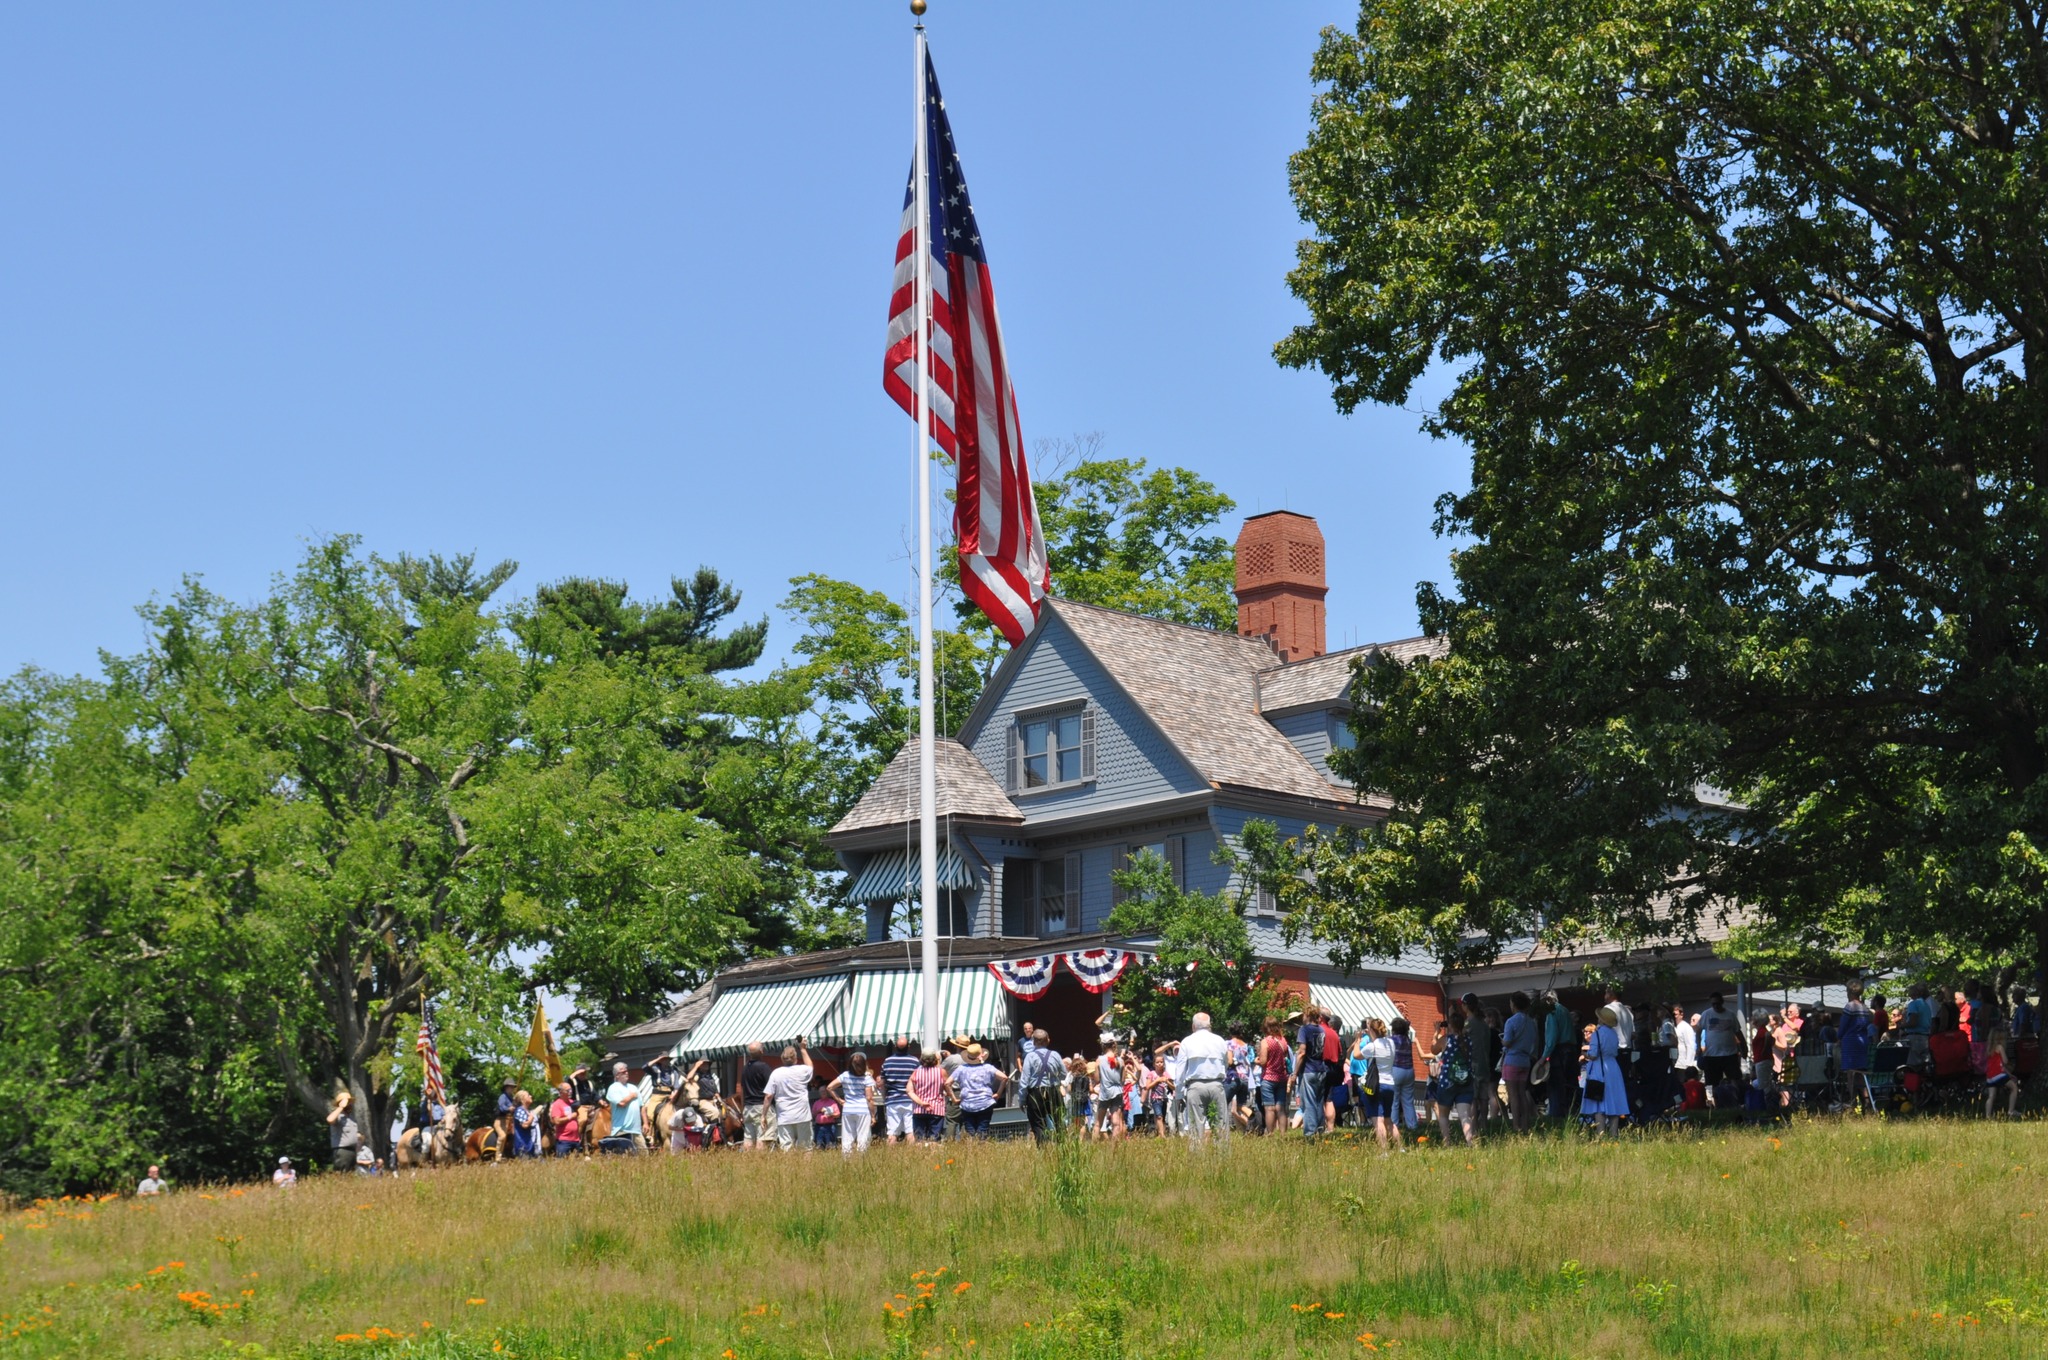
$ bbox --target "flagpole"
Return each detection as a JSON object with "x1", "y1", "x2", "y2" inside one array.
[{"x1": 912, "y1": 15, "x2": 942, "y2": 1057}]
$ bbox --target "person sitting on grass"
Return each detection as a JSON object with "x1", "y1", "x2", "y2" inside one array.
[
  {"x1": 272, "y1": 1157, "x2": 295, "y2": 1187},
  {"x1": 137, "y1": 1164, "x2": 167, "y2": 1196}
]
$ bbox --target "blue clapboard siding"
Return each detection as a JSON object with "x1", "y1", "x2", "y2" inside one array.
[
  {"x1": 1270, "y1": 708, "x2": 1341, "y2": 779},
  {"x1": 964, "y1": 612, "x2": 1205, "y2": 820}
]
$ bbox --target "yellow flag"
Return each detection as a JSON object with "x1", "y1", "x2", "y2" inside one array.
[{"x1": 526, "y1": 999, "x2": 563, "y2": 1087}]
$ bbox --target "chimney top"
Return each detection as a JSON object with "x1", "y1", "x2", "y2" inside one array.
[{"x1": 1233, "y1": 511, "x2": 1326, "y2": 663}]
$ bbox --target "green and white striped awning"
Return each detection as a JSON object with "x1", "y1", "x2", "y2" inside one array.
[
  {"x1": 847, "y1": 844, "x2": 982, "y2": 903},
  {"x1": 1311, "y1": 981, "x2": 1403, "y2": 1030},
  {"x1": 676, "y1": 976, "x2": 850, "y2": 1059},
  {"x1": 819, "y1": 969, "x2": 1011, "y2": 1048}
]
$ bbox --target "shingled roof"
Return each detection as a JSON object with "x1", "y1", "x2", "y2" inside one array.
[
  {"x1": 1256, "y1": 635, "x2": 1448, "y2": 714},
  {"x1": 1051, "y1": 600, "x2": 1345, "y2": 803},
  {"x1": 830, "y1": 736, "x2": 1025, "y2": 837}
]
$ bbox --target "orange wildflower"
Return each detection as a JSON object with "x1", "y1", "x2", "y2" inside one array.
[{"x1": 953, "y1": 1281, "x2": 972, "y2": 1295}]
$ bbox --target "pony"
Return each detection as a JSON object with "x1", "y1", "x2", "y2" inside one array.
[
  {"x1": 394, "y1": 1105, "x2": 463, "y2": 1168},
  {"x1": 463, "y1": 1124, "x2": 505, "y2": 1163}
]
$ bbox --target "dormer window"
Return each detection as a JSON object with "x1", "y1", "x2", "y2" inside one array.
[
  {"x1": 1007, "y1": 703, "x2": 1094, "y2": 792},
  {"x1": 1330, "y1": 711, "x2": 1358, "y2": 753}
]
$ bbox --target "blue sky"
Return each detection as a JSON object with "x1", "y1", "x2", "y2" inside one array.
[{"x1": 0, "y1": 2, "x2": 1464, "y2": 680}]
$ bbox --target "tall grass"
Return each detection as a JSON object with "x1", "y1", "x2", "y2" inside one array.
[{"x1": 1, "y1": 1120, "x2": 2045, "y2": 1358}]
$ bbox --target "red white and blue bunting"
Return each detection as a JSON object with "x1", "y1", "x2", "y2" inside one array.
[
  {"x1": 1062, "y1": 948, "x2": 1137, "y2": 994},
  {"x1": 987, "y1": 955, "x2": 1058, "y2": 1000}
]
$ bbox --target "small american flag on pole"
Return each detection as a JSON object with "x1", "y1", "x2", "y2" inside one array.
[
  {"x1": 885, "y1": 48, "x2": 1049, "y2": 645},
  {"x1": 416, "y1": 1000, "x2": 447, "y2": 1110}
]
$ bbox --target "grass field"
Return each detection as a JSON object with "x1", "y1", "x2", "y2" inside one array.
[{"x1": 4, "y1": 1119, "x2": 2047, "y2": 1359}]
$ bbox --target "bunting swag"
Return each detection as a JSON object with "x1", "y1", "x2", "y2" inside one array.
[
  {"x1": 987, "y1": 955, "x2": 1057, "y2": 1000},
  {"x1": 1062, "y1": 948, "x2": 1135, "y2": 994}
]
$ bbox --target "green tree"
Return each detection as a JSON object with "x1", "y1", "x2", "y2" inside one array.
[
  {"x1": 784, "y1": 448, "x2": 1239, "y2": 783},
  {"x1": 0, "y1": 539, "x2": 796, "y2": 1191},
  {"x1": 1265, "y1": 0, "x2": 2048, "y2": 979},
  {"x1": 1103, "y1": 852, "x2": 1272, "y2": 1046},
  {"x1": 1033, "y1": 437, "x2": 1238, "y2": 632}
]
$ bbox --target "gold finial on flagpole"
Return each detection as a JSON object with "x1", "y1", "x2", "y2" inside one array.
[{"x1": 910, "y1": 0, "x2": 927, "y2": 14}]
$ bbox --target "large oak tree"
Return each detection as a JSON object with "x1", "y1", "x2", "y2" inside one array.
[{"x1": 1263, "y1": 0, "x2": 2048, "y2": 982}]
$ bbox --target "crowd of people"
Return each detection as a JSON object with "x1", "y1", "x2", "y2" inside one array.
[
  {"x1": 544, "y1": 979, "x2": 2043, "y2": 1159},
  {"x1": 149, "y1": 978, "x2": 2039, "y2": 1191}
]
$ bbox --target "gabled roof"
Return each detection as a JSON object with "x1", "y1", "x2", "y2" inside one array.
[
  {"x1": 606, "y1": 983, "x2": 720, "y2": 1044},
  {"x1": 1049, "y1": 600, "x2": 1345, "y2": 804},
  {"x1": 829, "y1": 736, "x2": 1024, "y2": 838},
  {"x1": 1256, "y1": 635, "x2": 1447, "y2": 715}
]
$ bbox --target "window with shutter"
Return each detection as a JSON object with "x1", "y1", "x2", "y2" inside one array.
[
  {"x1": 1002, "y1": 859, "x2": 1036, "y2": 936},
  {"x1": 1064, "y1": 850, "x2": 1083, "y2": 931},
  {"x1": 1012, "y1": 704, "x2": 1092, "y2": 792},
  {"x1": 1036, "y1": 856, "x2": 1067, "y2": 934},
  {"x1": 1166, "y1": 834, "x2": 1185, "y2": 889}
]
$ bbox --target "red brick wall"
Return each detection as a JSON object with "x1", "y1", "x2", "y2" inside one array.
[
  {"x1": 1386, "y1": 977, "x2": 1448, "y2": 1048},
  {"x1": 1235, "y1": 512, "x2": 1328, "y2": 662}
]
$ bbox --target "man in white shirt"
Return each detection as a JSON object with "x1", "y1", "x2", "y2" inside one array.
[
  {"x1": 1176, "y1": 1014, "x2": 1232, "y2": 1146},
  {"x1": 1162, "y1": 1041, "x2": 1188, "y2": 1134},
  {"x1": 606, "y1": 1062, "x2": 644, "y2": 1153},
  {"x1": 136, "y1": 1165, "x2": 167, "y2": 1196},
  {"x1": 1670, "y1": 1005, "x2": 1699, "y2": 1080},
  {"x1": 1603, "y1": 986, "x2": 1635, "y2": 1048},
  {"x1": 760, "y1": 1038, "x2": 815, "y2": 1152}
]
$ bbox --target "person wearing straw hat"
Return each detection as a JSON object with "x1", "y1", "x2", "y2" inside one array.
[
  {"x1": 941, "y1": 1035, "x2": 969, "y2": 1140},
  {"x1": 325, "y1": 1092, "x2": 362, "y2": 1172},
  {"x1": 948, "y1": 1042, "x2": 1007, "y2": 1139},
  {"x1": 1582, "y1": 1006, "x2": 1631, "y2": 1134}
]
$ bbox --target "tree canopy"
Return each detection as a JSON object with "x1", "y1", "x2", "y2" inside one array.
[
  {"x1": 1264, "y1": 0, "x2": 2048, "y2": 981},
  {"x1": 0, "y1": 539, "x2": 841, "y2": 1195},
  {"x1": 784, "y1": 447, "x2": 1239, "y2": 785}
]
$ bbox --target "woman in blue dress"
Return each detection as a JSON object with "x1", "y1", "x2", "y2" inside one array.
[{"x1": 1582, "y1": 1007, "x2": 1631, "y2": 1133}]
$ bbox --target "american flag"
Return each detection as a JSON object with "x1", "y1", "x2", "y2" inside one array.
[
  {"x1": 884, "y1": 48, "x2": 1049, "y2": 645},
  {"x1": 416, "y1": 1001, "x2": 447, "y2": 1110}
]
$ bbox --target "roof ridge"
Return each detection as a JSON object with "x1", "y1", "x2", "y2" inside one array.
[
  {"x1": 1255, "y1": 634, "x2": 1440, "y2": 676},
  {"x1": 1049, "y1": 596, "x2": 1275, "y2": 659}
]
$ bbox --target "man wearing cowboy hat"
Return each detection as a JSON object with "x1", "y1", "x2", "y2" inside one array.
[{"x1": 494, "y1": 1077, "x2": 518, "y2": 1148}]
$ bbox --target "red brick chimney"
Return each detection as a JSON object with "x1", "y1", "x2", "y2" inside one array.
[{"x1": 1234, "y1": 510, "x2": 1326, "y2": 662}]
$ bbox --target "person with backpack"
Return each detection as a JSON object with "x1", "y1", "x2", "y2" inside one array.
[
  {"x1": 1290, "y1": 1005, "x2": 1335, "y2": 1139},
  {"x1": 1358, "y1": 1017, "x2": 1399, "y2": 1152},
  {"x1": 1432, "y1": 1009, "x2": 1480, "y2": 1146}
]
